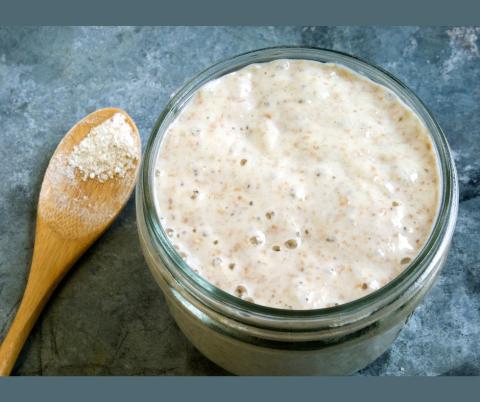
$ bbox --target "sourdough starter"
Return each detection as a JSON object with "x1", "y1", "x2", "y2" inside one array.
[{"x1": 153, "y1": 59, "x2": 440, "y2": 309}]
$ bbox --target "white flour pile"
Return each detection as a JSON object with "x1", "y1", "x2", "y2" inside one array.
[{"x1": 69, "y1": 113, "x2": 138, "y2": 182}]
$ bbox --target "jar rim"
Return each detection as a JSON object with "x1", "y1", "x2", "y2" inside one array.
[{"x1": 138, "y1": 46, "x2": 458, "y2": 324}]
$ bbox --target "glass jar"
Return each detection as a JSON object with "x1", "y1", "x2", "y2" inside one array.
[{"x1": 136, "y1": 47, "x2": 459, "y2": 375}]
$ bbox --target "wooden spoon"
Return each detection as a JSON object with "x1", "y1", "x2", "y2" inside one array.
[{"x1": 0, "y1": 108, "x2": 141, "y2": 375}]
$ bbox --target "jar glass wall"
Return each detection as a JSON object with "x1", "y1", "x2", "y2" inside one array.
[{"x1": 136, "y1": 47, "x2": 459, "y2": 375}]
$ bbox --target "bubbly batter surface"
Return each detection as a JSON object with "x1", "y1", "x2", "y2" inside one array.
[{"x1": 154, "y1": 59, "x2": 440, "y2": 309}]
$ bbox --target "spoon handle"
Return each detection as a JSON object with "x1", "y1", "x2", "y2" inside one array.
[
  {"x1": 0, "y1": 273, "x2": 55, "y2": 375},
  {"x1": 0, "y1": 219, "x2": 86, "y2": 375}
]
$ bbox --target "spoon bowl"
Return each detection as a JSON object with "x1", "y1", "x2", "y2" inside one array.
[{"x1": 40, "y1": 108, "x2": 141, "y2": 238}]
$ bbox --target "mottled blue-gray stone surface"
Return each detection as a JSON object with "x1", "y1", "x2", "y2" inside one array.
[{"x1": 0, "y1": 26, "x2": 478, "y2": 376}]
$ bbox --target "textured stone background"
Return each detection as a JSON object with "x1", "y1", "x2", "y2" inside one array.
[{"x1": 0, "y1": 26, "x2": 478, "y2": 376}]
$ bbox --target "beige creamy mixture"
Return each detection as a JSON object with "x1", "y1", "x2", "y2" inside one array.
[{"x1": 153, "y1": 59, "x2": 440, "y2": 309}]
